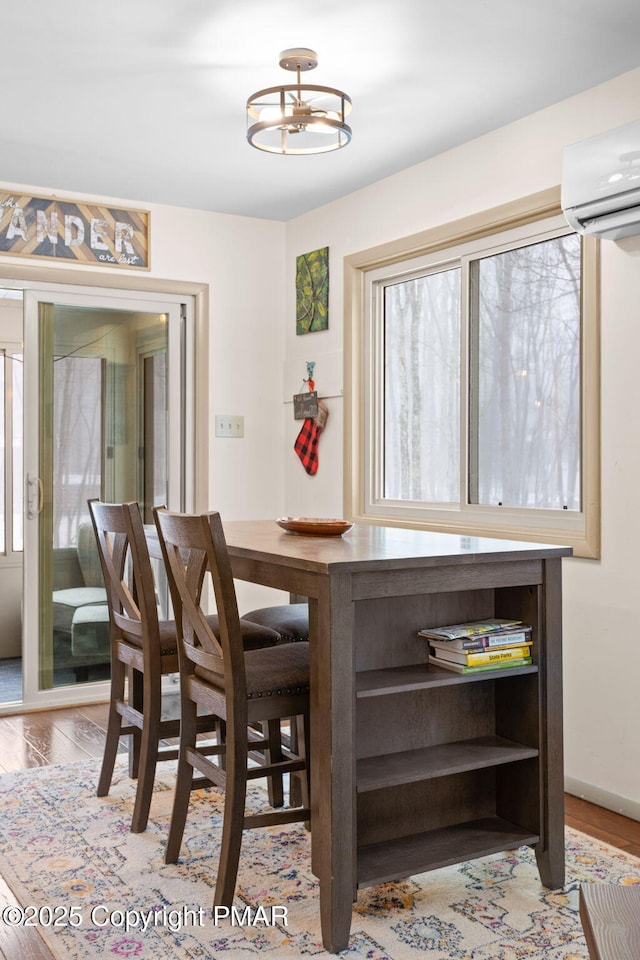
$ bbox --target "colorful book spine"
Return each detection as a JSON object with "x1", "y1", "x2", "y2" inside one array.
[
  {"x1": 428, "y1": 654, "x2": 533, "y2": 675},
  {"x1": 432, "y1": 644, "x2": 532, "y2": 667},
  {"x1": 481, "y1": 630, "x2": 531, "y2": 649},
  {"x1": 428, "y1": 628, "x2": 532, "y2": 652}
]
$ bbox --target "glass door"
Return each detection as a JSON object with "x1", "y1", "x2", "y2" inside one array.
[
  {"x1": 0, "y1": 288, "x2": 24, "y2": 706},
  {"x1": 22, "y1": 288, "x2": 191, "y2": 708}
]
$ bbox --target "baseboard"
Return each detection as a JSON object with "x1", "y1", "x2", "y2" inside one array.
[{"x1": 565, "y1": 776, "x2": 640, "y2": 823}]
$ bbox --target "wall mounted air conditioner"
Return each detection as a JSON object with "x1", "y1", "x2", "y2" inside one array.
[{"x1": 561, "y1": 119, "x2": 640, "y2": 240}]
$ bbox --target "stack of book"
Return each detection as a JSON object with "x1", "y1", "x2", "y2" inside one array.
[{"x1": 418, "y1": 618, "x2": 533, "y2": 674}]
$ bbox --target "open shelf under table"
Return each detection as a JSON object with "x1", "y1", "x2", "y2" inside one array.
[
  {"x1": 356, "y1": 661, "x2": 538, "y2": 698},
  {"x1": 357, "y1": 816, "x2": 540, "y2": 889},
  {"x1": 356, "y1": 735, "x2": 539, "y2": 793}
]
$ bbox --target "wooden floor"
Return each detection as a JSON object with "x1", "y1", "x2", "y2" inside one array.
[
  {"x1": 0, "y1": 704, "x2": 120, "y2": 960},
  {"x1": 1, "y1": 703, "x2": 640, "y2": 959}
]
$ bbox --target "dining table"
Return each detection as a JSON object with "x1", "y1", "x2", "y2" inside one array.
[{"x1": 219, "y1": 519, "x2": 571, "y2": 953}]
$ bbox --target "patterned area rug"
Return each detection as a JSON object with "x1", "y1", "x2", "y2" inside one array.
[{"x1": 1, "y1": 759, "x2": 639, "y2": 959}]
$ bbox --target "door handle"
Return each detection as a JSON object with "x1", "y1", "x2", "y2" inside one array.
[{"x1": 26, "y1": 474, "x2": 43, "y2": 519}]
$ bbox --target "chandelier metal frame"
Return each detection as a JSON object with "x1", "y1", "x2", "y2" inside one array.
[{"x1": 246, "y1": 48, "x2": 352, "y2": 156}]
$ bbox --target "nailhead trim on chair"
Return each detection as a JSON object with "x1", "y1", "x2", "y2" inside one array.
[{"x1": 247, "y1": 683, "x2": 310, "y2": 700}]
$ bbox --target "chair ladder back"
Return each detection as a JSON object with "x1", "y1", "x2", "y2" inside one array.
[
  {"x1": 154, "y1": 509, "x2": 224, "y2": 666},
  {"x1": 89, "y1": 501, "x2": 141, "y2": 631},
  {"x1": 205, "y1": 512, "x2": 248, "y2": 677},
  {"x1": 122, "y1": 501, "x2": 162, "y2": 636}
]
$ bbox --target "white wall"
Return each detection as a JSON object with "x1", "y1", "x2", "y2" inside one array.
[
  {"x1": 0, "y1": 191, "x2": 288, "y2": 613},
  {"x1": 284, "y1": 67, "x2": 640, "y2": 816}
]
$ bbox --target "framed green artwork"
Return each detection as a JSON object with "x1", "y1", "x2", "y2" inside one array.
[{"x1": 296, "y1": 246, "x2": 329, "y2": 335}]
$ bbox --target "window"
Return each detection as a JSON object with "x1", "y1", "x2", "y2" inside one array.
[
  {"x1": 345, "y1": 189, "x2": 600, "y2": 558},
  {"x1": 0, "y1": 347, "x2": 23, "y2": 557},
  {"x1": 470, "y1": 235, "x2": 581, "y2": 512},
  {"x1": 52, "y1": 355, "x2": 102, "y2": 548},
  {"x1": 140, "y1": 349, "x2": 168, "y2": 523},
  {"x1": 383, "y1": 266, "x2": 461, "y2": 503},
  {"x1": 11, "y1": 351, "x2": 23, "y2": 551}
]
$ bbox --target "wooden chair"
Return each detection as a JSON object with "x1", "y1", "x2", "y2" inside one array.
[
  {"x1": 88, "y1": 500, "x2": 283, "y2": 834},
  {"x1": 154, "y1": 507, "x2": 310, "y2": 906}
]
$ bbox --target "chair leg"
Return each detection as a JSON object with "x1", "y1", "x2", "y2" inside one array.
[
  {"x1": 97, "y1": 658, "x2": 126, "y2": 797},
  {"x1": 217, "y1": 718, "x2": 227, "y2": 770},
  {"x1": 288, "y1": 717, "x2": 303, "y2": 807},
  {"x1": 296, "y1": 712, "x2": 311, "y2": 809},
  {"x1": 286, "y1": 713, "x2": 310, "y2": 828},
  {"x1": 214, "y1": 731, "x2": 248, "y2": 908},
  {"x1": 130, "y1": 671, "x2": 162, "y2": 833},
  {"x1": 297, "y1": 712, "x2": 311, "y2": 822},
  {"x1": 128, "y1": 666, "x2": 143, "y2": 780},
  {"x1": 265, "y1": 719, "x2": 284, "y2": 808},
  {"x1": 165, "y1": 696, "x2": 198, "y2": 864}
]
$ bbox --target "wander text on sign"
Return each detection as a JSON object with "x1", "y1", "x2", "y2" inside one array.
[{"x1": 0, "y1": 192, "x2": 149, "y2": 269}]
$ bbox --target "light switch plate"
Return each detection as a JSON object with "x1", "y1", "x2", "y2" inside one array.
[{"x1": 215, "y1": 414, "x2": 244, "y2": 438}]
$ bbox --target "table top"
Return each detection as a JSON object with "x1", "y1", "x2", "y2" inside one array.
[
  {"x1": 580, "y1": 883, "x2": 640, "y2": 960},
  {"x1": 222, "y1": 520, "x2": 572, "y2": 574}
]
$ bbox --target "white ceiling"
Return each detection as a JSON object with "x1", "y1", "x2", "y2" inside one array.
[{"x1": 3, "y1": 0, "x2": 640, "y2": 221}]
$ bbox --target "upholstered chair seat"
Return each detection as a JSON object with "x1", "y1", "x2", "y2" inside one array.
[
  {"x1": 241, "y1": 602, "x2": 309, "y2": 642},
  {"x1": 193, "y1": 640, "x2": 310, "y2": 695}
]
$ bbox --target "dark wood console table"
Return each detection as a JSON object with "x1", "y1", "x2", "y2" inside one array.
[{"x1": 221, "y1": 521, "x2": 571, "y2": 953}]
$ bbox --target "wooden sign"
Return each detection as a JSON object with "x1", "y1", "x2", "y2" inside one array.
[
  {"x1": 0, "y1": 191, "x2": 149, "y2": 269},
  {"x1": 293, "y1": 391, "x2": 319, "y2": 420}
]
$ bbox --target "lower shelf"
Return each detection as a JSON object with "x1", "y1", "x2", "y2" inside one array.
[
  {"x1": 357, "y1": 735, "x2": 539, "y2": 792},
  {"x1": 356, "y1": 661, "x2": 538, "y2": 697},
  {"x1": 357, "y1": 816, "x2": 540, "y2": 889}
]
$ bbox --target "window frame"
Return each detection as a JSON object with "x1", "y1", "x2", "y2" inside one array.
[{"x1": 344, "y1": 187, "x2": 600, "y2": 559}]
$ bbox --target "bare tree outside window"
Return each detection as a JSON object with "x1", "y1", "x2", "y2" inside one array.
[
  {"x1": 472, "y1": 234, "x2": 581, "y2": 510},
  {"x1": 378, "y1": 232, "x2": 581, "y2": 516},
  {"x1": 384, "y1": 268, "x2": 460, "y2": 502}
]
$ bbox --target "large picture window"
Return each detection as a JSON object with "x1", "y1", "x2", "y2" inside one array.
[{"x1": 346, "y1": 190, "x2": 599, "y2": 558}]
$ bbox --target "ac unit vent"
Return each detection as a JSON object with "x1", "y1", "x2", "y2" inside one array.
[{"x1": 562, "y1": 120, "x2": 640, "y2": 240}]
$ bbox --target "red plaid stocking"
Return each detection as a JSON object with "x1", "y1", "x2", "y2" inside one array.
[{"x1": 294, "y1": 399, "x2": 328, "y2": 475}]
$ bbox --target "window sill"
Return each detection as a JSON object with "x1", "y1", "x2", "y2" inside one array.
[{"x1": 353, "y1": 510, "x2": 597, "y2": 560}]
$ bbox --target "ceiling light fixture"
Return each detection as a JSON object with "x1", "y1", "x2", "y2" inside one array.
[{"x1": 246, "y1": 48, "x2": 352, "y2": 156}]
